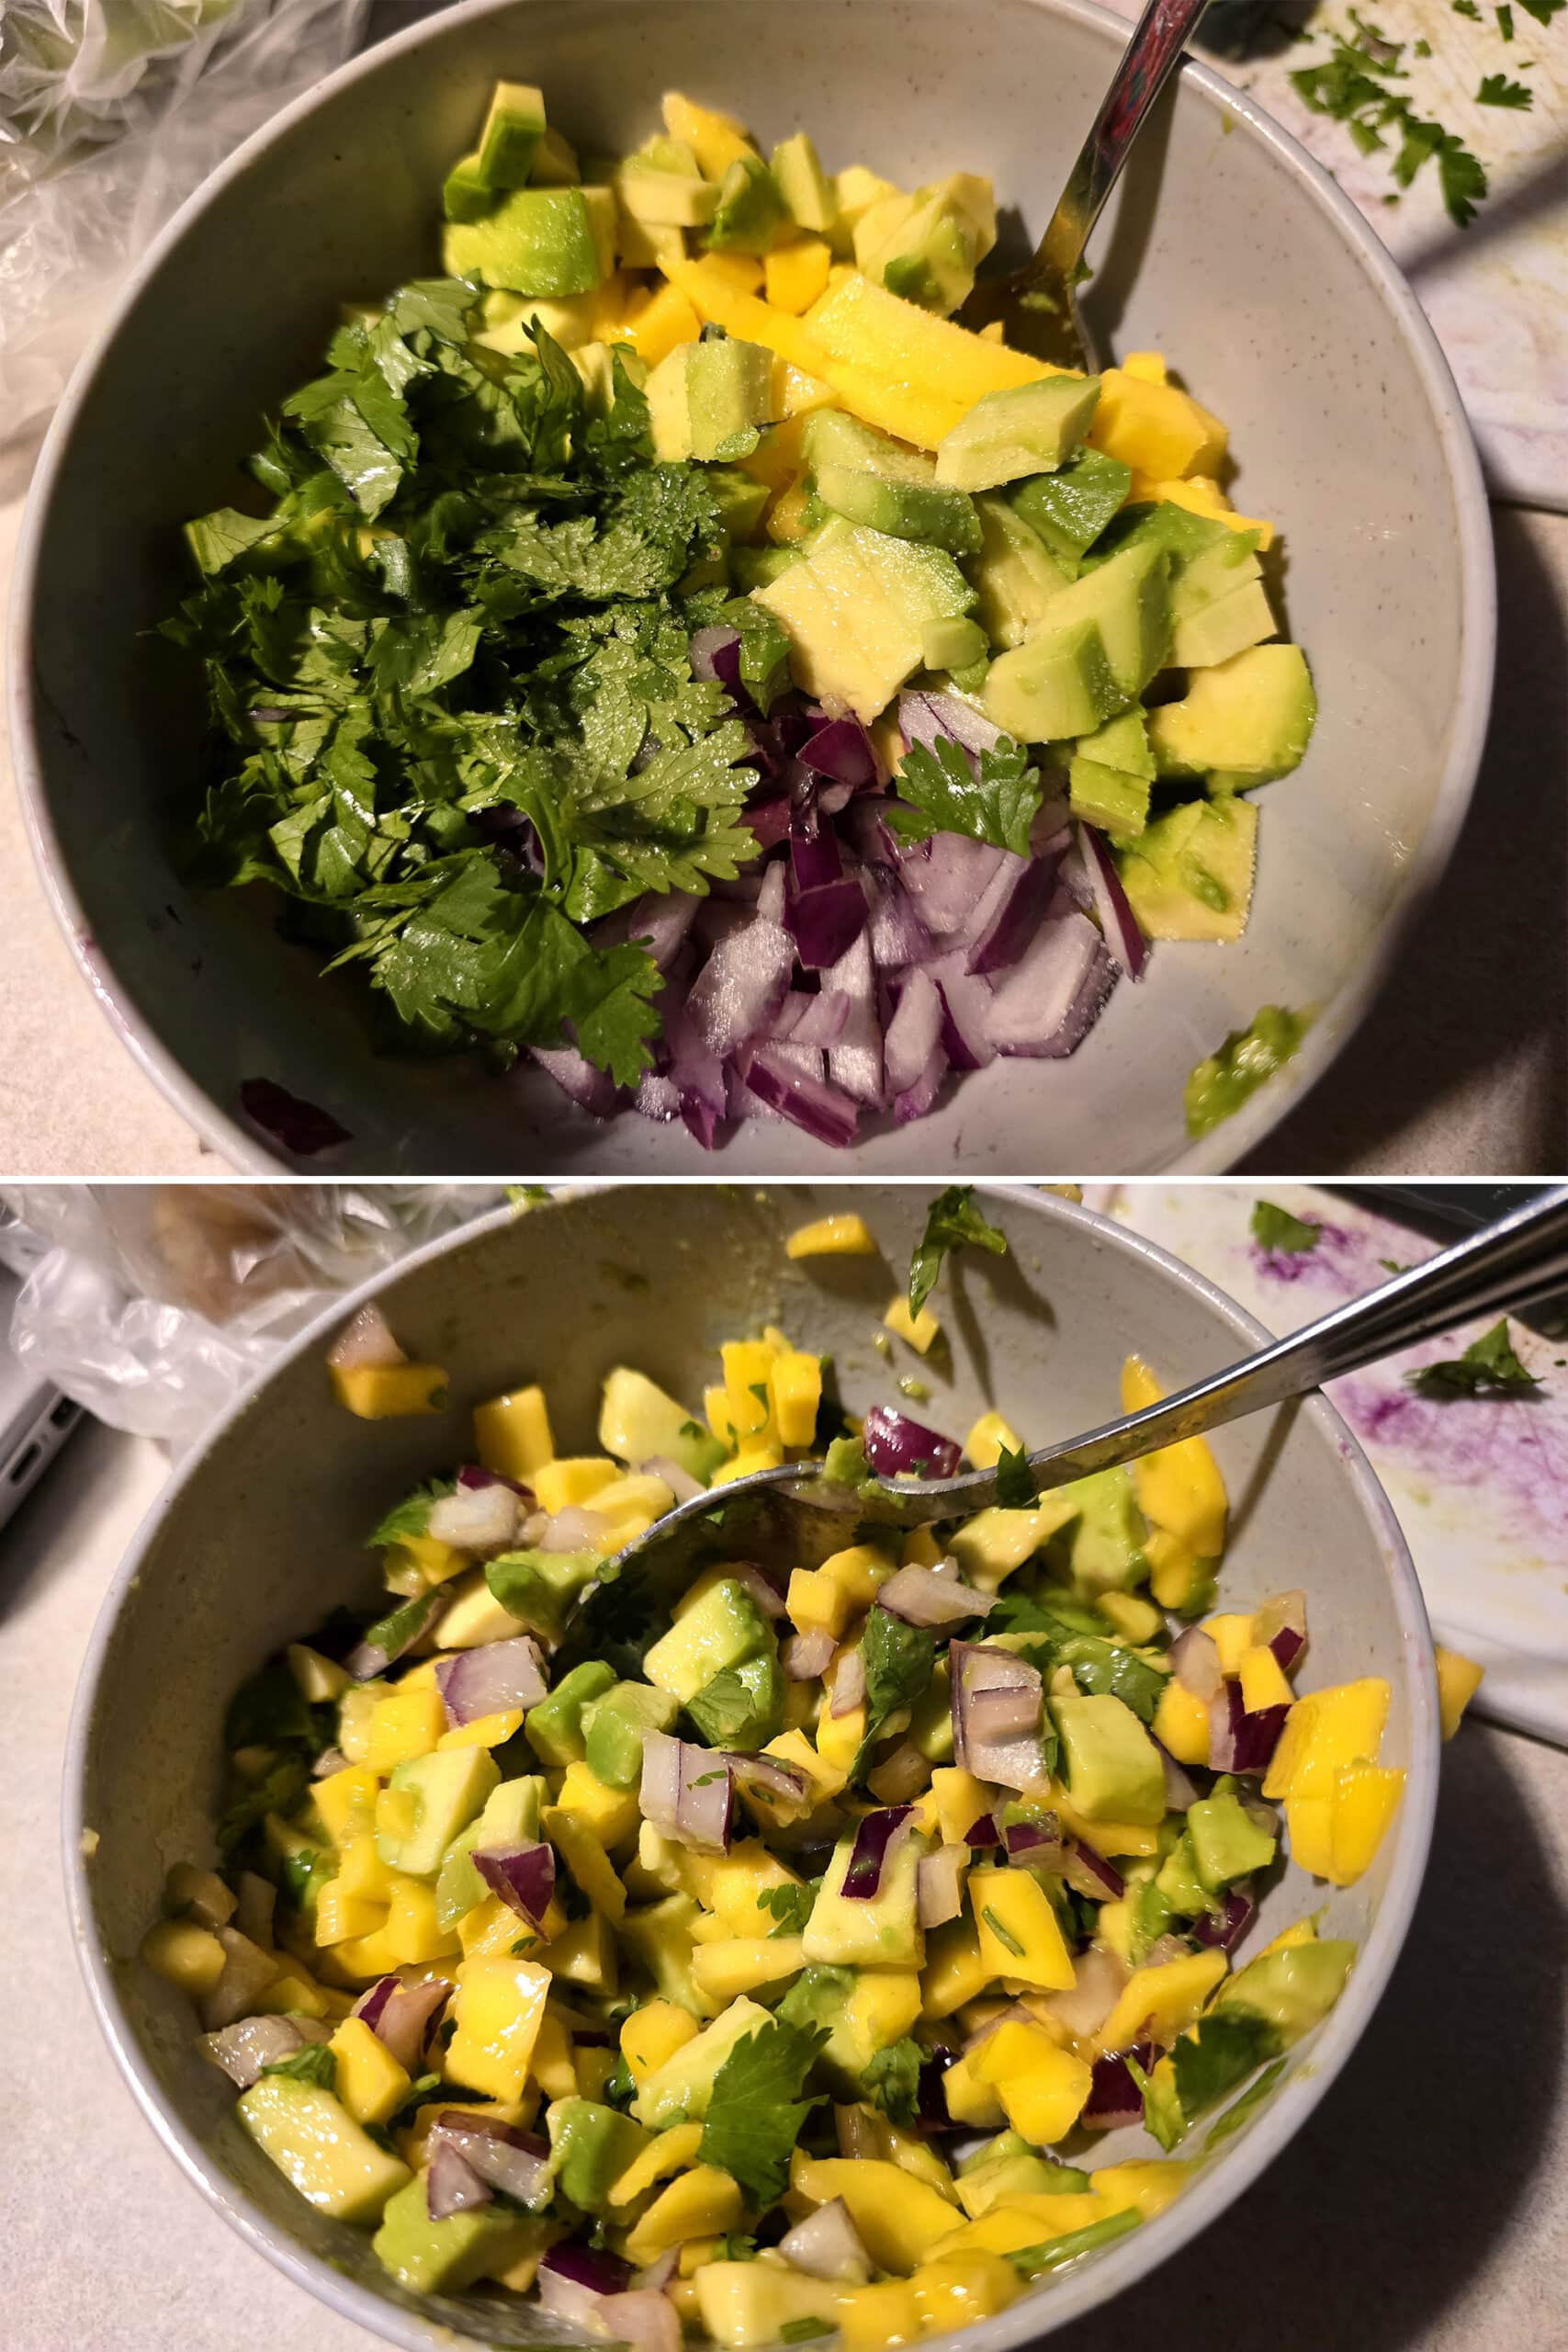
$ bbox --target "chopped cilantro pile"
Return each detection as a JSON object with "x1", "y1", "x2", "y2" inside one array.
[
  {"x1": 1288, "y1": 11, "x2": 1491, "y2": 225},
  {"x1": 164, "y1": 292, "x2": 769, "y2": 1084}
]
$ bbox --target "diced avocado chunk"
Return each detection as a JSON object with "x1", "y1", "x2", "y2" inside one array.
[
  {"x1": 707, "y1": 156, "x2": 790, "y2": 254},
  {"x1": 644, "y1": 1577, "x2": 772, "y2": 1704},
  {"x1": 583, "y1": 1681, "x2": 681, "y2": 1789},
  {"x1": 526, "y1": 1660, "x2": 616, "y2": 1766},
  {"x1": 982, "y1": 611, "x2": 1124, "y2": 742},
  {"x1": 617, "y1": 153, "x2": 720, "y2": 227},
  {"x1": 434, "y1": 1775, "x2": 546, "y2": 1928},
  {"x1": 685, "y1": 1648, "x2": 784, "y2": 1750},
  {"x1": 856, "y1": 179, "x2": 993, "y2": 315},
  {"x1": 531, "y1": 125, "x2": 580, "y2": 185},
  {"x1": 1115, "y1": 797, "x2": 1258, "y2": 944},
  {"x1": 485, "y1": 1548, "x2": 600, "y2": 1646},
  {"x1": 621, "y1": 1893, "x2": 713, "y2": 2016},
  {"x1": 443, "y1": 186, "x2": 615, "y2": 297},
  {"x1": 1184, "y1": 1003, "x2": 1311, "y2": 1140},
  {"x1": 801, "y1": 1825, "x2": 925, "y2": 1968},
  {"x1": 923, "y1": 615, "x2": 987, "y2": 673},
  {"x1": 475, "y1": 81, "x2": 547, "y2": 191},
  {"x1": 599, "y1": 1367, "x2": 727, "y2": 1482},
  {"x1": 957, "y1": 2142, "x2": 1090, "y2": 2214},
  {"x1": 1050, "y1": 1464, "x2": 1149, "y2": 1596},
  {"x1": 1078, "y1": 707, "x2": 1156, "y2": 778},
  {"x1": 547, "y1": 2097, "x2": 649, "y2": 2212},
  {"x1": 965, "y1": 494, "x2": 1071, "y2": 650},
  {"x1": 1148, "y1": 643, "x2": 1316, "y2": 783},
  {"x1": 372, "y1": 2174, "x2": 542, "y2": 2293},
  {"x1": 1070, "y1": 757, "x2": 1151, "y2": 835},
  {"x1": 1050, "y1": 1692, "x2": 1166, "y2": 1825},
  {"x1": 631, "y1": 1996, "x2": 774, "y2": 2126},
  {"x1": 377, "y1": 1747, "x2": 500, "y2": 1879},
  {"x1": 1188, "y1": 1791, "x2": 1277, "y2": 1892},
  {"x1": 238, "y1": 2077, "x2": 410, "y2": 2221},
  {"x1": 733, "y1": 543, "x2": 805, "y2": 594},
  {"x1": 1010, "y1": 447, "x2": 1133, "y2": 565},
  {"x1": 1216, "y1": 1939, "x2": 1356, "y2": 2041},
  {"x1": 805, "y1": 409, "x2": 980, "y2": 557},
  {"x1": 1171, "y1": 578, "x2": 1276, "y2": 670},
  {"x1": 753, "y1": 515, "x2": 975, "y2": 724},
  {"x1": 443, "y1": 153, "x2": 495, "y2": 225},
  {"x1": 1035, "y1": 543, "x2": 1171, "y2": 698},
  {"x1": 771, "y1": 132, "x2": 839, "y2": 233},
  {"x1": 936, "y1": 376, "x2": 1102, "y2": 492},
  {"x1": 647, "y1": 334, "x2": 776, "y2": 463},
  {"x1": 908, "y1": 1657, "x2": 955, "y2": 1763},
  {"x1": 1154, "y1": 1830, "x2": 1209, "y2": 1918}
]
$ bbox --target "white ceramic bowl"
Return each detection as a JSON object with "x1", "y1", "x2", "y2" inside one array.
[
  {"x1": 10, "y1": 0, "x2": 1494, "y2": 1174},
  {"x1": 64, "y1": 1184, "x2": 1439, "y2": 2352}
]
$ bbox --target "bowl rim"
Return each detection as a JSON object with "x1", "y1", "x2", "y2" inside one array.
[
  {"x1": 6, "y1": 0, "x2": 1495, "y2": 1179},
  {"x1": 62, "y1": 1181, "x2": 1440, "y2": 2351}
]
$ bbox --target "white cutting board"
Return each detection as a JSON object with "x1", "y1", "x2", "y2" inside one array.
[
  {"x1": 1103, "y1": 0, "x2": 1568, "y2": 509},
  {"x1": 1087, "y1": 1183, "x2": 1568, "y2": 1747}
]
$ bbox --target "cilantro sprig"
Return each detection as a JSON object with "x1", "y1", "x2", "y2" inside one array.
[
  {"x1": 697, "y1": 2019, "x2": 829, "y2": 2203},
  {"x1": 908, "y1": 1184, "x2": 1009, "y2": 1318},
  {"x1": 885, "y1": 732, "x2": 1043, "y2": 857},
  {"x1": 1408, "y1": 1317, "x2": 1541, "y2": 1397},
  {"x1": 1250, "y1": 1200, "x2": 1321, "y2": 1254},
  {"x1": 1289, "y1": 16, "x2": 1490, "y2": 226}
]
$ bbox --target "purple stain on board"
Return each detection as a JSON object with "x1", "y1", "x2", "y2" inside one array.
[
  {"x1": 1250, "y1": 1220, "x2": 1416, "y2": 1290},
  {"x1": 1332, "y1": 1372, "x2": 1568, "y2": 1554}
]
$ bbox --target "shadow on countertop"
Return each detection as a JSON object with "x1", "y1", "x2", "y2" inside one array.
[
  {"x1": 1054, "y1": 1719, "x2": 1568, "y2": 2350},
  {"x1": 1242, "y1": 506, "x2": 1568, "y2": 1175}
]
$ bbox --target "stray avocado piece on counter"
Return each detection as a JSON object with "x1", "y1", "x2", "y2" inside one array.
[
  {"x1": 1184, "y1": 1005, "x2": 1313, "y2": 1139},
  {"x1": 163, "y1": 69, "x2": 1320, "y2": 1157}
]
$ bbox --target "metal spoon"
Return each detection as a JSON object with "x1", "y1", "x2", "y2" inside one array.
[
  {"x1": 957, "y1": 0, "x2": 1215, "y2": 369},
  {"x1": 558, "y1": 1185, "x2": 1568, "y2": 1663}
]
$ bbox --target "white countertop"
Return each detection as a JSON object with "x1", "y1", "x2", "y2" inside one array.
[
  {"x1": 4, "y1": 1417, "x2": 1567, "y2": 2349},
  {"x1": 2, "y1": 459, "x2": 1565, "y2": 1175}
]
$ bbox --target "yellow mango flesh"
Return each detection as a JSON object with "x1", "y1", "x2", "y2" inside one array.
[
  {"x1": 973, "y1": 2019, "x2": 1093, "y2": 2143},
  {"x1": 445, "y1": 1957, "x2": 551, "y2": 2100},
  {"x1": 970, "y1": 1866, "x2": 1077, "y2": 1991},
  {"x1": 792, "y1": 2154, "x2": 959, "y2": 2275},
  {"x1": 1436, "y1": 1644, "x2": 1484, "y2": 1739}
]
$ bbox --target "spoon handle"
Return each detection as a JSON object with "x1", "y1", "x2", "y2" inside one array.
[
  {"x1": 1034, "y1": 0, "x2": 1213, "y2": 288},
  {"x1": 1009, "y1": 1184, "x2": 1568, "y2": 1494}
]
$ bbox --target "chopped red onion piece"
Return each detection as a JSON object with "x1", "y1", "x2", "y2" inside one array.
[
  {"x1": 868, "y1": 1739, "x2": 931, "y2": 1805},
  {"x1": 966, "y1": 856, "x2": 1059, "y2": 978},
  {"x1": 786, "y1": 876, "x2": 867, "y2": 972},
  {"x1": 964, "y1": 1812, "x2": 1003, "y2": 1849},
  {"x1": 310, "y1": 1746, "x2": 347, "y2": 1781},
  {"x1": 984, "y1": 907, "x2": 1117, "y2": 1058},
  {"x1": 790, "y1": 822, "x2": 843, "y2": 894},
  {"x1": 895, "y1": 1038, "x2": 949, "y2": 1125},
  {"x1": 199, "y1": 1927, "x2": 282, "y2": 2031},
  {"x1": 899, "y1": 830, "x2": 1013, "y2": 936},
  {"x1": 203, "y1": 2013, "x2": 313, "y2": 2087},
  {"x1": 897, "y1": 688, "x2": 1005, "y2": 765},
  {"x1": 434, "y1": 1636, "x2": 547, "y2": 1726},
  {"x1": 730, "y1": 1753, "x2": 810, "y2": 1810},
  {"x1": 233, "y1": 1871, "x2": 276, "y2": 1946},
  {"x1": 740, "y1": 1049, "x2": 860, "y2": 1148},
  {"x1": 861, "y1": 1405, "x2": 962, "y2": 1481},
  {"x1": 688, "y1": 625, "x2": 742, "y2": 693},
  {"x1": 457, "y1": 1464, "x2": 531, "y2": 1499},
  {"x1": 930, "y1": 950, "x2": 998, "y2": 1071},
  {"x1": 539, "y1": 2242, "x2": 634, "y2": 2329},
  {"x1": 951, "y1": 1642, "x2": 1047, "y2": 1791},
  {"x1": 1073, "y1": 822, "x2": 1147, "y2": 980},
  {"x1": 635, "y1": 2251, "x2": 681, "y2": 2294},
  {"x1": 351, "y1": 1975, "x2": 450, "y2": 2073},
  {"x1": 662, "y1": 996, "x2": 727, "y2": 1149},
  {"x1": 823, "y1": 930, "x2": 883, "y2": 1106},
  {"x1": 875, "y1": 1564, "x2": 992, "y2": 1627},
  {"x1": 430, "y1": 2113, "x2": 553, "y2": 2207},
  {"x1": 1038, "y1": 1943, "x2": 1128, "y2": 2040},
  {"x1": 531, "y1": 1042, "x2": 620, "y2": 1117},
  {"x1": 427, "y1": 1481, "x2": 522, "y2": 1554},
  {"x1": 689, "y1": 915, "x2": 795, "y2": 1056},
  {"x1": 1156, "y1": 1740, "x2": 1201, "y2": 1812},
  {"x1": 607, "y1": 888, "x2": 701, "y2": 971},
  {"x1": 427, "y1": 2137, "x2": 491, "y2": 2220},
  {"x1": 1064, "y1": 1841, "x2": 1125, "y2": 1901},
  {"x1": 602, "y1": 2291, "x2": 682, "y2": 2352},
  {"x1": 841, "y1": 1805, "x2": 916, "y2": 1899},
  {"x1": 640, "y1": 1731, "x2": 734, "y2": 1852},
  {"x1": 862, "y1": 865, "x2": 934, "y2": 970},
  {"x1": 917, "y1": 1843, "x2": 968, "y2": 1928},
  {"x1": 636, "y1": 1071, "x2": 681, "y2": 1123},
  {"x1": 1209, "y1": 1681, "x2": 1290, "y2": 1775},
  {"x1": 829, "y1": 1646, "x2": 867, "y2": 1718},
  {"x1": 784, "y1": 1627, "x2": 837, "y2": 1680},
  {"x1": 1191, "y1": 1883, "x2": 1258, "y2": 1952},
  {"x1": 919, "y1": 2052, "x2": 965, "y2": 2133},
  {"x1": 639, "y1": 1453, "x2": 705, "y2": 1505},
  {"x1": 475, "y1": 1842, "x2": 556, "y2": 1928},
  {"x1": 327, "y1": 1303, "x2": 405, "y2": 1373},
  {"x1": 1082, "y1": 2043, "x2": 1156, "y2": 2129},
  {"x1": 883, "y1": 967, "x2": 944, "y2": 1096},
  {"x1": 1256, "y1": 1589, "x2": 1308, "y2": 1675},
  {"x1": 791, "y1": 987, "x2": 852, "y2": 1048},
  {"x1": 1170, "y1": 1626, "x2": 1224, "y2": 1705},
  {"x1": 778, "y1": 2198, "x2": 872, "y2": 2283},
  {"x1": 539, "y1": 1504, "x2": 611, "y2": 1553},
  {"x1": 728, "y1": 1560, "x2": 786, "y2": 1620},
  {"x1": 1005, "y1": 1817, "x2": 1067, "y2": 1870},
  {"x1": 800, "y1": 717, "x2": 879, "y2": 788}
]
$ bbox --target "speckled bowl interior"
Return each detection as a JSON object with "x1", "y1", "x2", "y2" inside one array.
[
  {"x1": 66, "y1": 1185, "x2": 1438, "y2": 2352},
  {"x1": 12, "y1": 0, "x2": 1492, "y2": 1175}
]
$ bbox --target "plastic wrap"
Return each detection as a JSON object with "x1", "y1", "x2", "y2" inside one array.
[
  {"x1": 0, "y1": 1183, "x2": 510, "y2": 1448},
  {"x1": 0, "y1": 0, "x2": 371, "y2": 442}
]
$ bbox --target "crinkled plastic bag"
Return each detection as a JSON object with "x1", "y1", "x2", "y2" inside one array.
[
  {"x1": 0, "y1": 1183, "x2": 509, "y2": 1449},
  {"x1": 0, "y1": 0, "x2": 370, "y2": 442}
]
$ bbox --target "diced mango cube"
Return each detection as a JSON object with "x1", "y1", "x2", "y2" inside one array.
[
  {"x1": 1122, "y1": 351, "x2": 1168, "y2": 383},
  {"x1": 625, "y1": 2165, "x2": 745, "y2": 2267},
  {"x1": 788, "y1": 1566, "x2": 852, "y2": 1637},
  {"x1": 1203, "y1": 1613, "x2": 1256, "y2": 1677},
  {"x1": 364, "y1": 1688, "x2": 446, "y2": 1774},
  {"x1": 708, "y1": 1445, "x2": 783, "y2": 1487},
  {"x1": 921, "y1": 1916, "x2": 991, "y2": 2019},
  {"x1": 1090, "y1": 2159, "x2": 1193, "y2": 2220},
  {"x1": 911, "y1": 2252, "x2": 1021, "y2": 2331},
  {"x1": 661, "y1": 91, "x2": 761, "y2": 179},
  {"x1": 1269, "y1": 1677, "x2": 1392, "y2": 1802},
  {"x1": 1436, "y1": 1645, "x2": 1484, "y2": 1740},
  {"x1": 770, "y1": 1351, "x2": 823, "y2": 1447},
  {"x1": 964, "y1": 1410, "x2": 1021, "y2": 1469},
  {"x1": 1143, "y1": 473, "x2": 1275, "y2": 550},
  {"x1": 445, "y1": 1957, "x2": 552, "y2": 2101},
  {"x1": 621, "y1": 1999, "x2": 699, "y2": 2086},
  {"x1": 619, "y1": 278, "x2": 703, "y2": 368},
  {"x1": 759, "y1": 1727, "x2": 848, "y2": 1812},
  {"x1": 969, "y1": 1866, "x2": 1076, "y2": 1991},
  {"x1": 385, "y1": 1531, "x2": 467, "y2": 1589},
  {"x1": 839, "y1": 2279, "x2": 923, "y2": 2349},
  {"x1": 438, "y1": 1709, "x2": 525, "y2": 1750},
  {"x1": 1121, "y1": 1355, "x2": 1229, "y2": 1560},
  {"x1": 530, "y1": 2006, "x2": 579, "y2": 2099},
  {"x1": 1089, "y1": 368, "x2": 1227, "y2": 478},
  {"x1": 1239, "y1": 1644, "x2": 1294, "y2": 1713},
  {"x1": 336, "y1": 1833, "x2": 397, "y2": 1904},
  {"x1": 558, "y1": 1758, "x2": 641, "y2": 1849},
  {"x1": 313, "y1": 1765, "x2": 380, "y2": 1849},
  {"x1": 822, "y1": 1543, "x2": 897, "y2": 1606},
  {"x1": 813, "y1": 1692, "x2": 866, "y2": 1769},
  {"x1": 610, "y1": 2120, "x2": 705, "y2": 2207},
  {"x1": 785, "y1": 1213, "x2": 878, "y2": 1258},
  {"x1": 331, "y1": 1363, "x2": 447, "y2": 1419},
  {"x1": 973, "y1": 2019, "x2": 1093, "y2": 2144},
  {"x1": 384, "y1": 1877, "x2": 458, "y2": 1964},
  {"x1": 931, "y1": 1767, "x2": 993, "y2": 1847},
  {"x1": 474, "y1": 1385, "x2": 554, "y2": 1481},
  {"x1": 885, "y1": 1295, "x2": 941, "y2": 1354},
  {"x1": 1097, "y1": 1590, "x2": 1164, "y2": 1646},
  {"x1": 142, "y1": 1917, "x2": 228, "y2": 1996},
  {"x1": 792, "y1": 2154, "x2": 960, "y2": 2275},
  {"x1": 1097, "y1": 1951, "x2": 1227, "y2": 2052},
  {"x1": 1327, "y1": 1761, "x2": 1404, "y2": 1885},
  {"x1": 329, "y1": 2015, "x2": 412, "y2": 2126},
  {"x1": 1284, "y1": 1792, "x2": 1334, "y2": 1879},
  {"x1": 316, "y1": 1882, "x2": 387, "y2": 1947},
  {"x1": 533, "y1": 1457, "x2": 618, "y2": 1513}
]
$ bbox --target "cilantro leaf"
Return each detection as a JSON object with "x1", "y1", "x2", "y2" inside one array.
[
  {"x1": 855, "y1": 1608, "x2": 936, "y2": 1774},
  {"x1": 260, "y1": 2041, "x2": 338, "y2": 2090},
  {"x1": 886, "y1": 733, "x2": 1043, "y2": 857},
  {"x1": 1496, "y1": 5, "x2": 1514, "y2": 32},
  {"x1": 909, "y1": 1184, "x2": 1010, "y2": 1318},
  {"x1": 1515, "y1": 0, "x2": 1560, "y2": 21},
  {"x1": 994, "y1": 1442, "x2": 1036, "y2": 1509},
  {"x1": 368, "y1": 1478, "x2": 456, "y2": 1549},
  {"x1": 862, "y1": 2036, "x2": 923, "y2": 2125},
  {"x1": 1021, "y1": 1630, "x2": 1168, "y2": 1725},
  {"x1": 1477, "y1": 71, "x2": 1533, "y2": 102},
  {"x1": 1408, "y1": 1317, "x2": 1542, "y2": 1398},
  {"x1": 1143, "y1": 2011, "x2": 1283, "y2": 2149},
  {"x1": 1250, "y1": 1200, "x2": 1321, "y2": 1254},
  {"x1": 758, "y1": 1882, "x2": 818, "y2": 1937},
  {"x1": 1201, "y1": 2055, "x2": 1288, "y2": 2149},
  {"x1": 698, "y1": 2019, "x2": 829, "y2": 2202},
  {"x1": 1291, "y1": 26, "x2": 1489, "y2": 224}
]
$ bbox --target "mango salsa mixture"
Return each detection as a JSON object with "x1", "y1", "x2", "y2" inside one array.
[
  {"x1": 170, "y1": 83, "x2": 1317, "y2": 1158},
  {"x1": 144, "y1": 1211, "x2": 1427, "y2": 2346}
]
